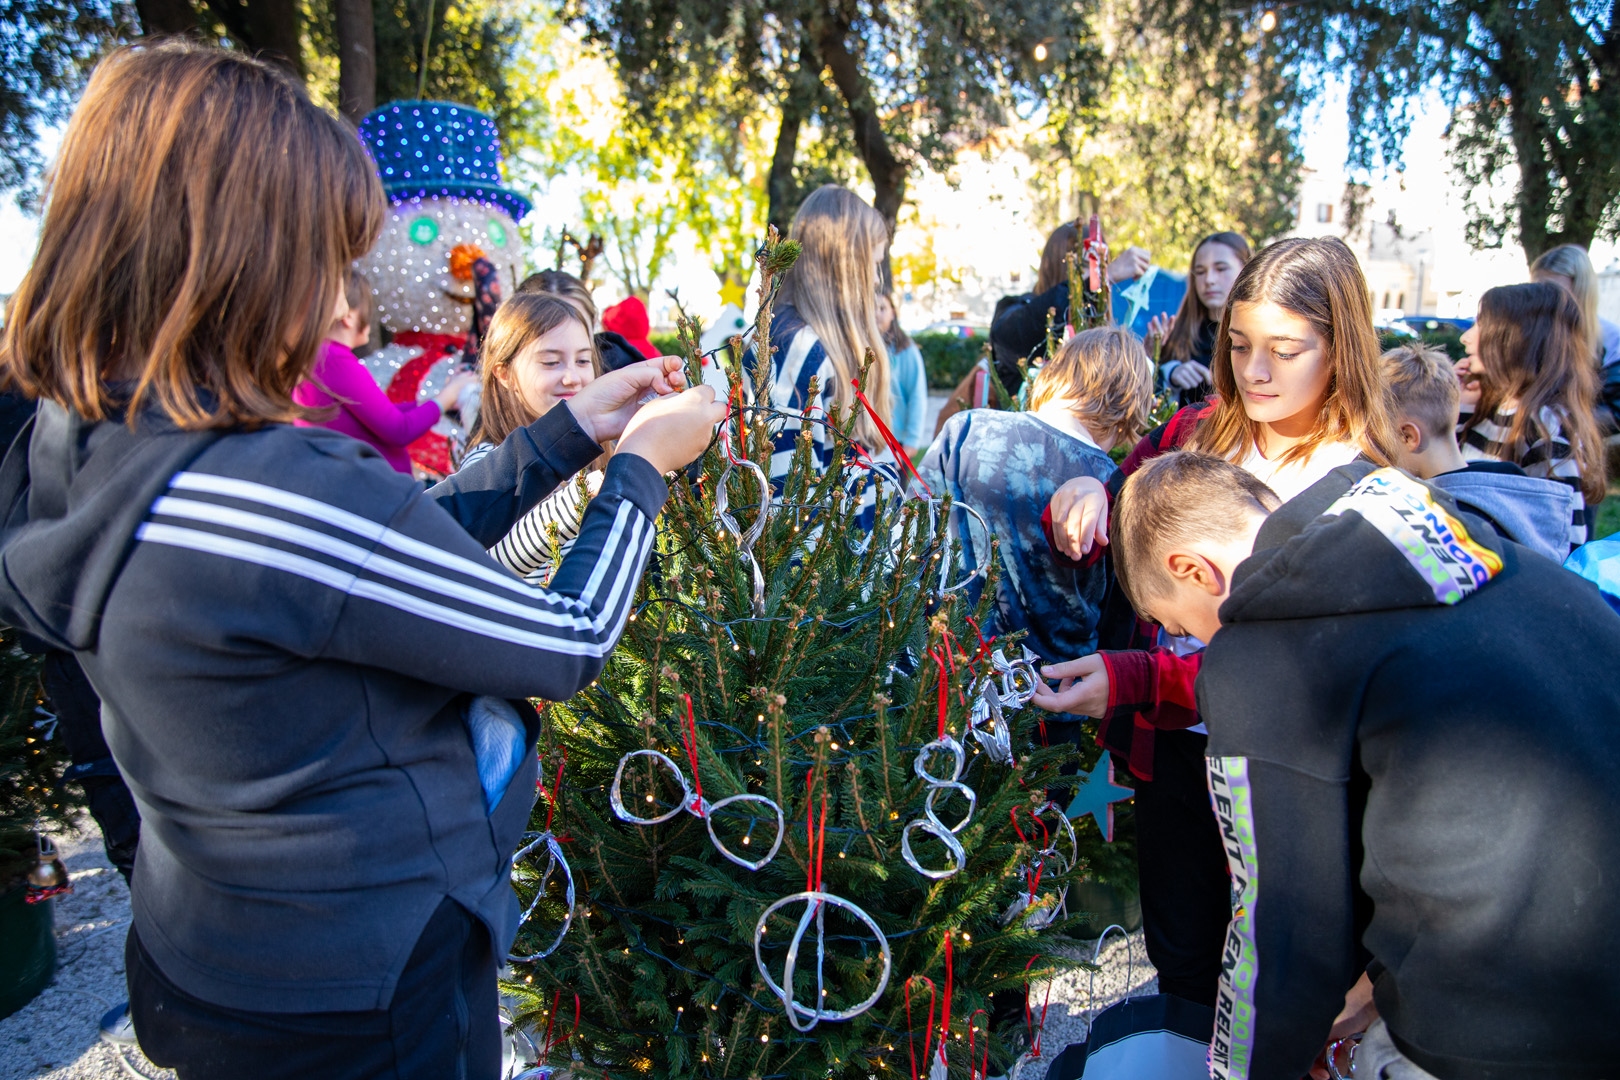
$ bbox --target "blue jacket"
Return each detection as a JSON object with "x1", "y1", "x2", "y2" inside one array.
[{"x1": 919, "y1": 409, "x2": 1117, "y2": 664}]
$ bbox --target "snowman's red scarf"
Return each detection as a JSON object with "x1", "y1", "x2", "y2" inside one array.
[{"x1": 385, "y1": 330, "x2": 465, "y2": 477}]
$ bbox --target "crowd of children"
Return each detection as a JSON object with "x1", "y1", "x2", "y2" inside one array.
[{"x1": 2, "y1": 35, "x2": 1618, "y2": 1080}]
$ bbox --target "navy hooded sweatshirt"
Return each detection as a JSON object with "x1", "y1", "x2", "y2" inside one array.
[
  {"x1": 0, "y1": 398, "x2": 665, "y2": 1013},
  {"x1": 1201, "y1": 464, "x2": 1620, "y2": 1080}
]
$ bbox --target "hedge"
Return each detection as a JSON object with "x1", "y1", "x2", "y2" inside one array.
[{"x1": 914, "y1": 332, "x2": 985, "y2": 390}]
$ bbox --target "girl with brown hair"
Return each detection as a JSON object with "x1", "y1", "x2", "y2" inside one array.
[
  {"x1": 0, "y1": 40, "x2": 720, "y2": 1078},
  {"x1": 1458, "y1": 282, "x2": 1605, "y2": 546},
  {"x1": 1149, "y1": 231, "x2": 1253, "y2": 406},
  {"x1": 988, "y1": 222, "x2": 1151, "y2": 393},
  {"x1": 1031, "y1": 235, "x2": 1397, "y2": 1014},
  {"x1": 458, "y1": 292, "x2": 609, "y2": 583}
]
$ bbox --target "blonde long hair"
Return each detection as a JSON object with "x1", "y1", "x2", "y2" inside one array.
[
  {"x1": 1530, "y1": 244, "x2": 1601, "y2": 361},
  {"x1": 1190, "y1": 236, "x2": 1398, "y2": 468},
  {"x1": 2, "y1": 40, "x2": 383, "y2": 428},
  {"x1": 779, "y1": 185, "x2": 892, "y2": 448}
]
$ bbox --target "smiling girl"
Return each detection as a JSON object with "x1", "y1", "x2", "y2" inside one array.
[
  {"x1": 1033, "y1": 236, "x2": 1396, "y2": 1012},
  {"x1": 459, "y1": 292, "x2": 607, "y2": 582}
]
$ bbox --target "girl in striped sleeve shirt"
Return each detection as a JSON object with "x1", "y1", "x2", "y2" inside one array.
[
  {"x1": 459, "y1": 292, "x2": 609, "y2": 583},
  {"x1": 1457, "y1": 282, "x2": 1606, "y2": 548}
]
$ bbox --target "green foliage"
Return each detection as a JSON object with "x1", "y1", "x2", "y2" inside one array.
[
  {"x1": 507, "y1": 233, "x2": 1093, "y2": 1079},
  {"x1": 1026, "y1": 0, "x2": 1303, "y2": 254},
  {"x1": 915, "y1": 334, "x2": 981, "y2": 391},
  {"x1": 1596, "y1": 493, "x2": 1620, "y2": 542},
  {"x1": 0, "y1": 631, "x2": 73, "y2": 891},
  {"x1": 1143, "y1": 0, "x2": 1620, "y2": 261},
  {"x1": 0, "y1": 1, "x2": 138, "y2": 202}
]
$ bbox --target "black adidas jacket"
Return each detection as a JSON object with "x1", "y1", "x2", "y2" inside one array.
[{"x1": 0, "y1": 399, "x2": 664, "y2": 1013}]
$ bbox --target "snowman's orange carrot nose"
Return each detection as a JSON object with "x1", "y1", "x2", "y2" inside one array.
[{"x1": 448, "y1": 243, "x2": 486, "y2": 281}]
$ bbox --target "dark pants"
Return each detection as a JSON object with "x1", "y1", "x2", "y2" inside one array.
[
  {"x1": 127, "y1": 898, "x2": 500, "y2": 1080},
  {"x1": 42, "y1": 649, "x2": 139, "y2": 882},
  {"x1": 1133, "y1": 729, "x2": 1231, "y2": 1007}
]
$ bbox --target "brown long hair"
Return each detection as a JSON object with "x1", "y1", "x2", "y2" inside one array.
[
  {"x1": 1462, "y1": 282, "x2": 1606, "y2": 503},
  {"x1": 1190, "y1": 236, "x2": 1398, "y2": 468},
  {"x1": 1163, "y1": 232, "x2": 1252, "y2": 363},
  {"x1": 1034, "y1": 222, "x2": 1081, "y2": 294},
  {"x1": 778, "y1": 184, "x2": 892, "y2": 447},
  {"x1": 469, "y1": 293, "x2": 599, "y2": 447},
  {"x1": 2, "y1": 40, "x2": 384, "y2": 429}
]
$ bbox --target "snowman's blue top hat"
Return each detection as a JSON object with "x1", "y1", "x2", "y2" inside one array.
[{"x1": 358, "y1": 100, "x2": 532, "y2": 222}]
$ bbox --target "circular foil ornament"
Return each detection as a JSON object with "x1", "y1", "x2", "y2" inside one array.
[
  {"x1": 968, "y1": 681, "x2": 1014, "y2": 766},
  {"x1": 508, "y1": 831, "x2": 575, "y2": 962},
  {"x1": 609, "y1": 749, "x2": 785, "y2": 871},
  {"x1": 753, "y1": 890, "x2": 892, "y2": 1032}
]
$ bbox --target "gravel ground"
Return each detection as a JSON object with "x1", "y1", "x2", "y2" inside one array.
[{"x1": 4, "y1": 821, "x2": 1154, "y2": 1080}]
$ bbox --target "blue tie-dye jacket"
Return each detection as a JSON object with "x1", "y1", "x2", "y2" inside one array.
[{"x1": 919, "y1": 409, "x2": 1118, "y2": 665}]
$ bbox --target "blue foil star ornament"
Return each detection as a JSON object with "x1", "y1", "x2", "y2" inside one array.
[{"x1": 1065, "y1": 758, "x2": 1134, "y2": 842}]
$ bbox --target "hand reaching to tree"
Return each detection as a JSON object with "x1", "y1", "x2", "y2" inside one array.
[
  {"x1": 1107, "y1": 246, "x2": 1151, "y2": 283},
  {"x1": 615, "y1": 384, "x2": 726, "y2": 475},
  {"x1": 1031, "y1": 654, "x2": 1109, "y2": 718},
  {"x1": 566, "y1": 356, "x2": 688, "y2": 444},
  {"x1": 1170, "y1": 360, "x2": 1212, "y2": 389},
  {"x1": 1308, "y1": 972, "x2": 1378, "y2": 1079},
  {"x1": 1048, "y1": 475, "x2": 1111, "y2": 559}
]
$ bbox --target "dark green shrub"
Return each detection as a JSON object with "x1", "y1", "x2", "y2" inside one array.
[{"x1": 915, "y1": 332, "x2": 983, "y2": 389}]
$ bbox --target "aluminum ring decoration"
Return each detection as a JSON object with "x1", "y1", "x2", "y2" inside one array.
[
  {"x1": 753, "y1": 890, "x2": 893, "y2": 1032},
  {"x1": 967, "y1": 680, "x2": 1014, "y2": 765},
  {"x1": 916, "y1": 498, "x2": 992, "y2": 597},
  {"x1": 901, "y1": 736, "x2": 977, "y2": 879},
  {"x1": 715, "y1": 459, "x2": 771, "y2": 617},
  {"x1": 609, "y1": 749, "x2": 785, "y2": 871},
  {"x1": 1019, "y1": 802, "x2": 1078, "y2": 929},
  {"x1": 508, "y1": 831, "x2": 575, "y2": 962}
]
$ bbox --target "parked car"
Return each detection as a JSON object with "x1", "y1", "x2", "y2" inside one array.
[
  {"x1": 1397, "y1": 315, "x2": 1474, "y2": 335},
  {"x1": 919, "y1": 320, "x2": 986, "y2": 338}
]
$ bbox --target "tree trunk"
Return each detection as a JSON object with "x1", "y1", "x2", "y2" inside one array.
[
  {"x1": 134, "y1": 0, "x2": 198, "y2": 35},
  {"x1": 202, "y1": 0, "x2": 303, "y2": 79},
  {"x1": 767, "y1": 36, "x2": 819, "y2": 233},
  {"x1": 812, "y1": 12, "x2": 907, "y2": 236},
  {"x1": 335, "y1": 0, "x2": 376, "y2": 122}
]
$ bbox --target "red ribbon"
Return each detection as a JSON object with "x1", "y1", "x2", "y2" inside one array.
[
  {"x1": 967, "y1": 1008, "x2": 991, "y2": 1080},
  {"x1": 1010, "y1": 808, "x2": 1051, "y2": 903},
  {"x1": 804, "y1": 767, "x2": 827, "y2": 894},
  {"x1": 1023, "y1": 955, "x2": 1054, "y2": 1057},
  {"x1": 540, "y1": 990, "x2": 581, "y2": 1060},
  {"x1": 540, "y1": 750, "x2": 567, "y2": 833},
  {"x1": 939, "y1": 932, "x2": 954, "y2": 1071},
  {"x1": 926, "y1": 648, "x2": 949, "y2": 740},
  {"x1": 850, "y1": 377, "x2": 933, "y2": 495},
  {"x1": 905, "y1": 976, "x2": 938, "y2": 1080},
  {"x1": 682, "y1": 694, "x2": 704, "y2": 815}
]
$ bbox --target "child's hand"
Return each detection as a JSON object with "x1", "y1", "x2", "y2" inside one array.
[
  {"x1": 1169, "y1": 360, "x2": 1211, "y2": 390},
  {"x1": 616, "y1": 385, "x2": 726, "y2": 475},
  {"x1": 1107, "y1": 246, "x2": 1151, "y2": 283},
  {"x1": 1307, "y1": 972, "x2": 1377, "y2": 1079},
  {"x1": 1031, "y1": 654, "x2": 1109, "y2": 718},
  {"x1": 567, "y1": 356, "x2": 688, "y2": 443},
  {"x1": 1454, "y1": 355, "x2": 1482, "y2": 408},
  {"x1": 1048, "y1": 476, "x2": 1110, "y2": 559}
]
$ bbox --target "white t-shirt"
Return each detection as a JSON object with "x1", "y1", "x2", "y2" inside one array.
[{"x1": 1236, "y1": 439, "x2": 1362, "y2": 502}]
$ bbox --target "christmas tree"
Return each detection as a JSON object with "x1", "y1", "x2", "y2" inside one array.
[
  {"x1": 506, "y1": 231, "x2": 1094, "y2": 1079},
  {"x1": 0, "y1": 631, "x2": 74, "y2": 892}
]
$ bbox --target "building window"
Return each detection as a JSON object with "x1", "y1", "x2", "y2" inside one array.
[
  {"x1": 1382, "y1": 292, "x2": 1391, "y2": 309},
  {"x1": 1397, "y1": 292, "x2": 1406, "y2": 310},
  {"x1": 1316, "y1": 203, "x2": 1334, "y2": 223}
]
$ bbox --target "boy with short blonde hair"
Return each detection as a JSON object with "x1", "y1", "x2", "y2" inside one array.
[
  {"x1": 1382, "y1": 342, "x2": 1580, "y2": 562},
  {"x1": 919, "y1": 326, "x2": 1154, "y2": 665},
  {"x1": 1111, "y1": 450, "x2": 1620, "y2": 1080}
]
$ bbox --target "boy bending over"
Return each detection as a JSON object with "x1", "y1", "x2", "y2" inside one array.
[{"x1": 1112, "y1": 451, "x2": 1620, "y2": 1080}]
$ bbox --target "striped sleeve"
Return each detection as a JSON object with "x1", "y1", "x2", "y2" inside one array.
[
  {"x1": 1460, "y1": 406, "x2": 1589, "y2": 547},
  {"x1": 488, "y1": 473, "x2": 592, "y2": 582},
  {"x1": 135, "y1": 451, "x2": 667, "y2": 703}
]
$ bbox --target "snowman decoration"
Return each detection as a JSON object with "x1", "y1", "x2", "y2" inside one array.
[{"x1": 355, "y1": 101, "x2": 532, "y2": 476}]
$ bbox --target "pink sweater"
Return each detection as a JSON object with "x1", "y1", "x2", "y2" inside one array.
[{"x1": 294, "y1": 342, "x2": 441, "y2": 473}]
